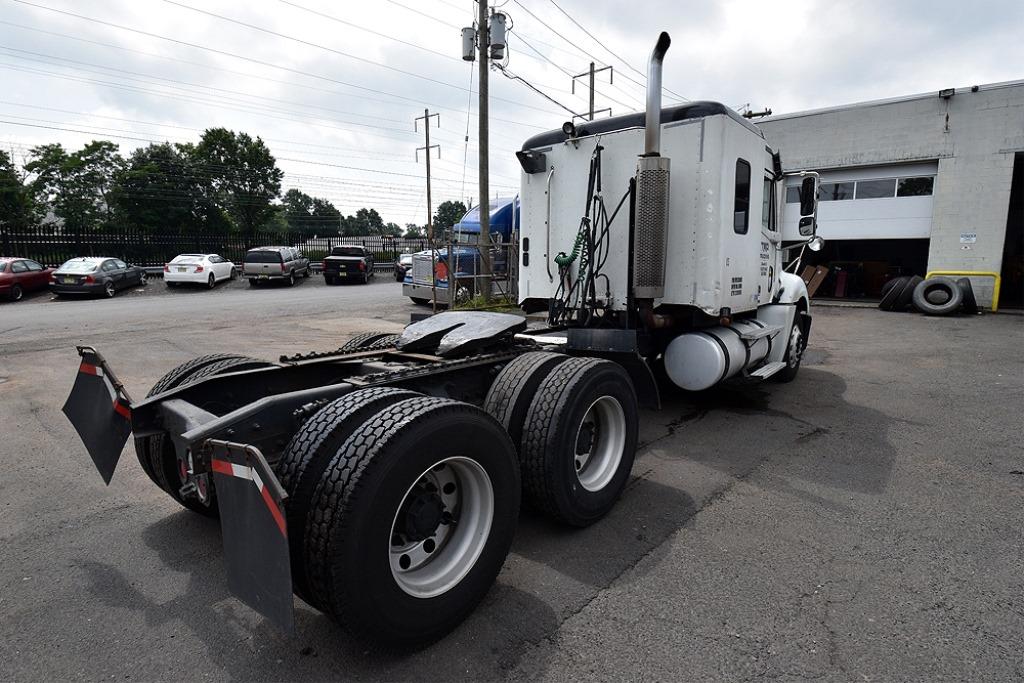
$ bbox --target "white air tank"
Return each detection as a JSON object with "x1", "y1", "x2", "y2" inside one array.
[{"x1": 664, "y1": 320, "x2": 773, "y2": 391}]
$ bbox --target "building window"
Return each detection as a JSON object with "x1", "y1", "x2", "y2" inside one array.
[
  {"x1": 855, "y1": 178, "x2": 897, "y2": 199},
  {"x1": 734, "y1": 159, "x2": 751, "y2": 234},
  {"x1": 897, "y1": 176, "x2": 934, "y2": 196},
  {"x1": 820, "y1": 182, "x2": 854, "y2": 201}
]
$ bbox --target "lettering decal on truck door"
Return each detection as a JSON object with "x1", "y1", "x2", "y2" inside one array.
[
  {"x1": 760, "y1": 241, "x2": 770, "y2": 277},
  {"x1": 730, "y1": 276, "x2": 743, "y2": 296}
]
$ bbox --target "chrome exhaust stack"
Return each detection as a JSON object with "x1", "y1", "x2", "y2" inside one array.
[
  {"x1": 633, "y1": 32, "x2": 672, "y2": 301},
  {"x1": 643, "y1": 32, "x2": 672, "y2": 157}
]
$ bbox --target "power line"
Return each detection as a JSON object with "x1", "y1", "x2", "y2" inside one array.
[
  {"x1": 510, "y1": 30, "x2": 639, "y2": 111},
  {"x1": 545, "y1": 0, "x2": 686, "y2": 102},
  {"x1": 0, "y1": 19, "x2": 548, "y2": 132},
  {"x1": 510, "y1": 0, "x2": 686, "y2": 103},
  {"x1": 276, "y1": 0, "x2": 460, "y2": 63},
  {"x1": 9, "y1": 0, "x2": 564, "y2": 117}
]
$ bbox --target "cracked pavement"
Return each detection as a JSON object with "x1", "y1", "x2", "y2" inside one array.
[{"x1": 1, "y1": 284, "x2": 1022, "y2": 681}]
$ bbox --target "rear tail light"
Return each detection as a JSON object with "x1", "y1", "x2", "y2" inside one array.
[
  {"x1": 358, "y1": 261, "x2": 366, "y2": 271},
  {"x1": 322, "y1": 259, "x2": 328, "y2": 270},
  {"x1": 84, "y1": 275, "x2": 94, "y2": 284},
  {"x1": 195, "y1": 265, "x2": 204, "y2": 273},
  {"x1": 163, "y1": 264, "x2": 170, "y2": 272},
  {"x1": 280, "y1": 263, "x2": 286, "y2": 272}
]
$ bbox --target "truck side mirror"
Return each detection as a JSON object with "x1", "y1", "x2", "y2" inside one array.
[{"x1": 798, "y1": 176, "x2": 818, "y2": 237}]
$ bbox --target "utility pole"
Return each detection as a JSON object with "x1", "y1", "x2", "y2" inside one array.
[
  {"x1": 477, "y1": 0, "x2": 492, "y2": 302},
  {"x1": 414, "y1": 109, "x2": 441, "y2": 240},
  {"x1": 572, "y1": 62, "x2": 613, "y2": 121}
]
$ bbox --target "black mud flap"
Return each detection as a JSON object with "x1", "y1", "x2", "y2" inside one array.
[
  {"x1": 206, "y1": 440, "x2": 295, "y2": 634},
  {"x1": 62, "y1": 346, "x2": 134, "y2": 484}
]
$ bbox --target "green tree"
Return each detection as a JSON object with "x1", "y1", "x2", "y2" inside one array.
[
  {"x1": 192, "y1": 128, "x2": 283, "y2": 241},
  {"x1": 0, "y1": 149, "x2": 37, "y2": 232},
  {"x1": 433, "y1": 200, "x2": 467, "y2": 233},
  {"x1": 382, "y1": 221, "x2": 402, "y2": 236},
  {"x1": 310, "y1": 197, "x2": 342, "y2": 235},
  {"x1": 112, "y1": 142, "x2": 213, "y2": 235},
  {"x1": 282, "y1": 188, "x2": 316, "y2": 234},
  {"x1": 340, "y1": 207, "x2": 385, "y2": 236},
  {"x1": 25, "y1": 140, "x2": 124, "y2": 233},
  {"x1": 403, "y1": 222, "x2": 425, "y2": 238}
]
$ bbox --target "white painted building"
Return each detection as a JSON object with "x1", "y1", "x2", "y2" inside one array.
[{"x1": 758, "y1": 81, "x2": 1023, "y2": 307}]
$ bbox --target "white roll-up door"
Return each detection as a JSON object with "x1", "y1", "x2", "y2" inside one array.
[{"x1": 783, "y1": 162, "x2": 938, "y2": 240}]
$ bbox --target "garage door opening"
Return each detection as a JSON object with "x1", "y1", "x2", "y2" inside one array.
[
  {"x1": 999, "y1": 152, "x2": 1023, "y2": 309},
  {"x1": 784, "y1": 238, "x2": 930, "y2": 299}
]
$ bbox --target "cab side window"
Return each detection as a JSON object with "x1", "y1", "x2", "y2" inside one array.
[
  {"x1": 761, "y1": 177, "x2": 776, "y2": 232},
  {"x1": 11, "y1": 260, "x2": 27, "y2": 273},
  {"x1": 25, "y1": 260, "x2": 44, "y2": 271},
  {"x1": 734, "y1": 159, "x2": 751, "y2": 234},
  {"x1": 114, "y1": 260, "x2": 127, "y2": 269}
]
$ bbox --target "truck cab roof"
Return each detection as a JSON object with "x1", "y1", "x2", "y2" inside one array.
[{"x1": 454, "y1": 197, "x2": 519, "y2": 236}]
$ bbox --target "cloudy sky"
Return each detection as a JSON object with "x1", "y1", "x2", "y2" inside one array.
[{"x1": 1, "y1": 0, "x2": 1021, "y2": 226}]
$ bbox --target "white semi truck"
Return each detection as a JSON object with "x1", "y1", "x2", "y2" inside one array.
[{"x1": 62, "y1": 32, "x2": 823, "y2": 646}]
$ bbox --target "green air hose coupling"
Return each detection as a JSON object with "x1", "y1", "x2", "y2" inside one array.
[{"x1": 554, "y1": 231, "x2": 586, "y2": 267}]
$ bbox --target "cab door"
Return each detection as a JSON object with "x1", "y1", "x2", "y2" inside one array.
[{"x1": 759, "y1": 173, "x2": 781, "y2": 301}]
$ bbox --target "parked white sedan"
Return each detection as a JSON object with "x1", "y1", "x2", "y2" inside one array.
[{"x1": 163, "y1": 254, "x2": 237, "y2": 288}]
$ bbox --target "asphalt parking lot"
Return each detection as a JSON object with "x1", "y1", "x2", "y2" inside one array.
[{"x1": 1, "y1": 284, "x2": 1021, "y2": 681}]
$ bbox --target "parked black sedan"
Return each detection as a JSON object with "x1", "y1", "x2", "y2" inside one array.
[{"x1": 49, "y1": 257, "x2": 148, "y2": 298}]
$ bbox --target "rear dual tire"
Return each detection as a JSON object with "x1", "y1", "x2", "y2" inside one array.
[
  {"x1": 134, "y1": 354, "x2": 274, "y2": 516},
  {"x1": 283, "y1": 392, "x2": 520, "y2": 647},
  {"x1": 485, "y1": 353, "x2": 639, "y2": 527}
]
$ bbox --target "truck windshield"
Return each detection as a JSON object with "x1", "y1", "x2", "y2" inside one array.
[
  {"x1": 245, "y1": 251, "x2": 282, "y2": 263},
  {"x1": 331, "y1": 247, "x2": 364, "y2": 257}
]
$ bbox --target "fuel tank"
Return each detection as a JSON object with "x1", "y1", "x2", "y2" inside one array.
[{"x1": 663, "y1": 319, "x2": 773, "y2": 391}]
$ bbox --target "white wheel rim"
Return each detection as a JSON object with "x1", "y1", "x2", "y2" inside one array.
[
  {"x1": 389, "y1": 456, "x2": 494, "y2": 598},
  {"x1": 788, "y1": 325, "x2": 804, "y2": 368},
  {"x1": 573, "y1": 396, "x2": 626, "y2": 492}
]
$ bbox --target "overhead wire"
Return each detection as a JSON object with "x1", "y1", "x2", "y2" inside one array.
[{"x1": 9, "y1": 0, "x2": 565, "y2": 117}]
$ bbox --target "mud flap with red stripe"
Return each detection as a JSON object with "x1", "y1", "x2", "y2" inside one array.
[
  {"x1": 62, "y1": 346, "x2": 134, "y2": 485},
  {"x1": 205, "y1": 439, "x2": 294, "y2": 634}
]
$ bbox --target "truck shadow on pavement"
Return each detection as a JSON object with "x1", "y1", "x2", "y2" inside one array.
[{"x1": 76, "y1": 365, "x2": 897, "y2": 680}]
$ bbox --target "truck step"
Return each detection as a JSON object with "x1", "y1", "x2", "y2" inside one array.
[
  {"x1": 739, "y1": 324, "x2": 783, "y2": 341},
  {"x1": 747, "y1": 361, "x2": 787, "y2": 379}
]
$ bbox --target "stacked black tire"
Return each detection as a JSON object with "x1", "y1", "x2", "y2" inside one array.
[{"x1": 879, "y1": 275, "x2": 979, "y2": 316}]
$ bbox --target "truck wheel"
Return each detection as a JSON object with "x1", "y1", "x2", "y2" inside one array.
[
  {"x1": 134, "y1": 355, "x2": 273, "y2": 516},
  {"x1": 773, "y1": 311, "x2": 808, "y2": 383},
  {"x1": 912, "y1": 277, "x2": 963, "y2": 316},
  {"x1": 304, "y1": 397, "x2": 520, "y2": 646},
  {"x1": 519, "y1": 358, "x2": 638, "y2": 527},
  {"x1": 339, "y1": 331, "x2": 400, "y2": 352},
  {"x1": 957, "y1": 277, "x2": 979, "y2": 314},
  {"x1": 484, "y1": 351, "x2": 570, "y2": 451},
  {"x1": 278, "y1": 387, "x2": 420, "y2": 605}
]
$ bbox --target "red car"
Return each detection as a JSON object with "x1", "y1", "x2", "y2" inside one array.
[{"x1": 0, "y1": 257, "x2": 55, "y2": 301}]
